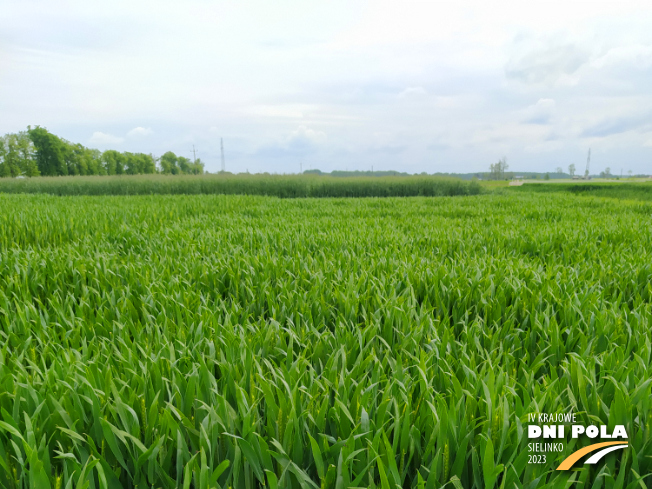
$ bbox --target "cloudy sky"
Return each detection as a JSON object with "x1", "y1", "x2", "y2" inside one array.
[{"x1": 2, "y1": 0, "x2": 652, "y2": 174}]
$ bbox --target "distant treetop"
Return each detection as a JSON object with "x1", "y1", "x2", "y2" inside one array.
[{"x1": 0, "y1": 126, "x2": 204, "y2": 177}]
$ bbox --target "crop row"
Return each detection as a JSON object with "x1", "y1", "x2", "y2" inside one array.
[{"x1": 0, "y1": 174, "x2": 481, "y2": 198}]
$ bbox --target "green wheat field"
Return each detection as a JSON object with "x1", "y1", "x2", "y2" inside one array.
[{"x1": 1, "y1": 186, "x2": 651, "y2": 488}]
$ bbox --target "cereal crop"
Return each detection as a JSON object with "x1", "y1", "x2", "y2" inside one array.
[{"x1": 0, "y1": 192, "x2": 650, "y2": 488}]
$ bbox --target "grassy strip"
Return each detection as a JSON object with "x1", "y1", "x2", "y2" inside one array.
[
  {"x1": 509, "y1": 181, "x2": 652, "y2": 200},
  {"x1": 0, "y1": 174, "x2": 482, "y2": 197}
]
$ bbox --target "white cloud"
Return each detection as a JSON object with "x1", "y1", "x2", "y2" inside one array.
[
  {"x1": 521, "y1": 99, "x2": 556, "y2": 124},
  {"x1": 127, "y1": 126, "x2": 153, "y2": 138},
  {"x1": 89, "y1": 131, "x2": 123, "y2": 145},
  {"x1": 506, "y1": 40, "x2": 590, "y2": 85},
  {"x1": 398, "y1": 87, "x2": 427, "y2": 98},
  {"x1": 590, "y1": 44, "x2": 652, "y2": 70},
  {"x1": 287, "y1": 125, "x2": 327, "y2": 146}
]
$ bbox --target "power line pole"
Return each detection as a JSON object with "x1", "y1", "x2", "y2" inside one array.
[
  {"x1": 585, "y1": 148, "x2": 591, "y2": 179},
  {"x1": 191, "y1": 145, "x2": 197, "y2": 164},
  {"x1": 220, "y1": 138, "x2": 226, "y2": 172}
]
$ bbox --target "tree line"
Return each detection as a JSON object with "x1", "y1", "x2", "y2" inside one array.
[{"x1": 0, "y1": 126, "x2": 204, "y2": 178}]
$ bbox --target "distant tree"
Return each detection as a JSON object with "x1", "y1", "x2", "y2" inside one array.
[
  {"x1": 120, "y1": 153, "x2": 156, "y2": 175},
  {"x1": 3, "y1": 126, "x2": 194, "y2": 177},
  {"x1": 0, "y1": 139, "x2": 6, "y2": 177},
  {"x1": 489, "y1": 162, "x2": 498, "y2": 180},
  {"x1": 177, "y1": 156, "x2": 192, "y2": 174},
  {"x1": 544, "y1": 172, "x2": 550, "y2": 180},
  {"x1": 190, "y1": 158, "x2": 205, "y2": 174},
  {"x1": 568, "y1": 164, "x2": 576, "y2": 177},
  {"x1": 28, "y1": 126, "x2": 68, "y2": 176},
  {"x1": 600, "y1": 167, "x2": 612, "y2": 178},
  {"x1": 102, "y1": 150, "x2": 124, "y2": 175},
  {"x1": 159, "y1": 152, "x2": 203, "y2": 174},
  {"x1": 0, "y1": 132, "x2": 39, "y2": 177},
  {"x1": 64, "y1": 143, "x2": 92, "y2": 175},
  {"x1": 556, "y1": 167, "x2": 563, "y2": 174},
  {"x1": 141, "y1": 154, "x2": 156, "y2": 174},
  {"x1": 160, "y1": 151, "x2": 180, "y2": 174},
  {"x1": 489, "y1": 157, "x2": 509, "y2": 180},
  {"x1": 628, "y1": 170, "x2": 633, "y2": 177},
  {"x1": 0, "y1": 137, "x2": 14, "y2": 177},
  {"x1": 16, "y1": 132, "x2": 39, "y2": 176},
  {"x1": 123, "y1": 153, "x2": 136, "y2": 174},
  {"x1": 88, "y1": 149, "x2": 104, "y2": 175},
  {"x1": 500, "y1": 158, "x2": 508, "y2": 179}
]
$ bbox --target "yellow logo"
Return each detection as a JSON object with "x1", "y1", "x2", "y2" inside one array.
[{"x1": 556, "y1": 442, "x2": 628, "y2": 470}]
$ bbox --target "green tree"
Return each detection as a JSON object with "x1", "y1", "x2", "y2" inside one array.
[
  {"x1": 177, "y1": 156, "x2": 192, "y2": 174},
  {"x1": 87, "y1": 148, "x2": 104, "y2": 175},
  {"x1": 122, "y1": 153, "x2": 157, "y2": 174},
  {"x1": 0, "y1": 137, "x2": 9, "y2": 177},
  {"x1": 28, "y1": 126, "x2": 68, "y2": 176},
  {"x1": 568, "y1": 163, "x2": 576, "y2": 177},
  {"x1": 191, "y1": 158, "x2": 205, "y2": 175},
  {"x1": 5, "y1": 127, "x2": 191, "y2": 177},
  {"x1": 0, "y1": 135, "x2": 21, "y2": 177},
  {"x1": 17, "y1": 132, "x2": 40, "y2": 176},
  {"x1": 142, "y1": 154, "x2": 156, "y2": 174},
  {"x1": 64, "y1": 143, "x2": 91, "y2": 175},
  {"x1": 1, "y1": 132, "x2": 40, "y2": 177},
  {"x1": 101, "y1": 150, "x2": 126, "y2": 175},
  {"x1": 124, "y1": 152, "x2": 140, "y2": 174},
  {"x1": 160, "y1": 151, "x2": 179, "y2": 174}
]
